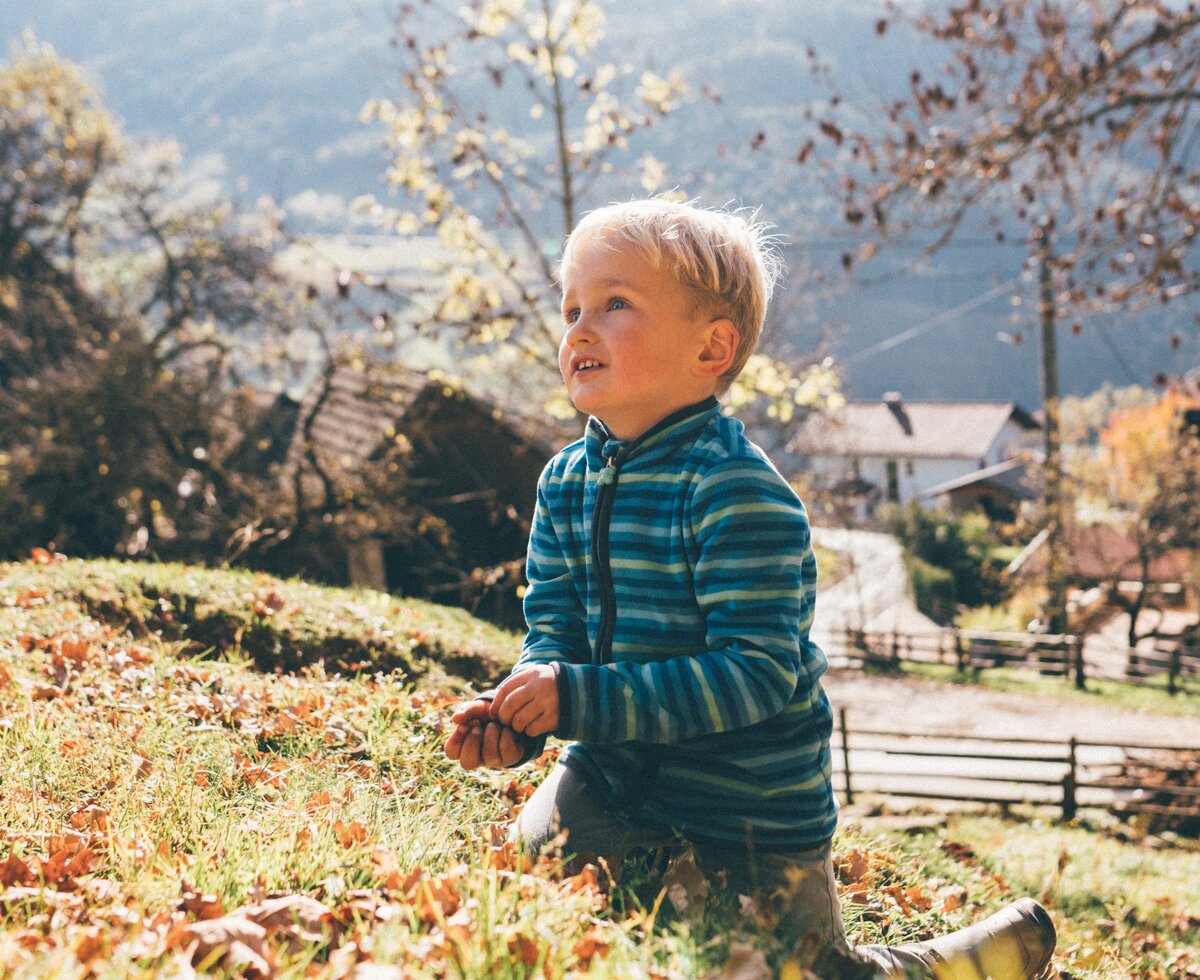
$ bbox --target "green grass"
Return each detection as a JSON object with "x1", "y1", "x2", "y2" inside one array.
[
  {"x1": 1, "y1": 557, "x2": 1196, "y2": 978},
  {"x1": 1, "y1": 556, "x2": 520, "y2": 688},
  {"x1": 894, "y1": 659, "x2": 1200, "y2": 719},
  {"x1": 897, "y1": 811, "x2": 1200, "y2": 979}
]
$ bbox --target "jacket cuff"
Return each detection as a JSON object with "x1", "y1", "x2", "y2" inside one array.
[
  {"x1": 511, "y1": 734, "x2": 548, "y2": 768},
  {"x1": 553, "y1": 661, "x2": 576, "y2": 739}
]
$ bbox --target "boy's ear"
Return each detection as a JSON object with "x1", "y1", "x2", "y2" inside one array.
[{"x1": 695, "y1": 318, "x2": 738, "y2": 379}]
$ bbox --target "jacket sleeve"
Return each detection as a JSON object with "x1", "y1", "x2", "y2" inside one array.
[
  {"x1": 518, "y1": 462, "x2": 592, "y2": 669},
  {"x1": 483, "y1": 461, "x2": 590, "y2": 766},
  {"x1": 553, "y1": 454, "x2": 817, "y2": 745}
]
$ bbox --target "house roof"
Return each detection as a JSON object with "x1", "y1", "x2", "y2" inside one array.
[
  {"x1": 253, "y1": 364, "x2": 572, "y2": 500},
  {"x1": 281, "y1": 364, "x2": 428, "y2": 485},
  {"x1": 787, "y1": 398, "x2": 1039, "y2": 461},
  {"x1": 1018, "y1": 522, "x2": 1192, "y2": 584},
  {"x1": 920, "y1": 458, "x2": 1039, "y2": 500}
]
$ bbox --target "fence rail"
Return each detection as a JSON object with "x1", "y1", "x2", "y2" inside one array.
[
  {"x1": 821, "y1": 625, "x2": 1200, "y2": 695},
  {"x1": 833, "y1": 708, "x2": 1200, "y2": 826}
]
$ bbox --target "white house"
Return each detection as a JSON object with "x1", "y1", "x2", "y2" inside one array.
[{"x1": 786, "y1": 394, "x2": 1041, "y2": 510}]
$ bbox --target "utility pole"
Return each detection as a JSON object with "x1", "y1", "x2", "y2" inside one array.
[{"x1": 1038, "y1": 219, "x2": 1069, "y2": 635}]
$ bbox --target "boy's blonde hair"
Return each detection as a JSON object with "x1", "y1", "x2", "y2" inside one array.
[{"x1": 559, "y1": 199, "x2": 783, "y2": 393}]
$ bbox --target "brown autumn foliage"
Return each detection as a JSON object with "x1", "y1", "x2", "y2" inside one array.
[{"x1": 815, "y1": 0, "x2": 1198, "y2": 316}]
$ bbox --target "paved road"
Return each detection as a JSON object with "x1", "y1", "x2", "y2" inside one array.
[
  {"x1": 821, "y1": 668, "x2": 1200, "y2": 810},
  {"x1": 822, "y1": 668, "x2": 1200, "y2": 744},
  {"x1": 807, "y1": 527, "x2": 1199, "y2": 808},
  {"x1": 811, "y1": 528, "x2": 908, "y2": 645}
]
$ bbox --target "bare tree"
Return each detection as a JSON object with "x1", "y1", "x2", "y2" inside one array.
[{"x1": 814, "y1": 0, "x2": 1198, "y2": 316}]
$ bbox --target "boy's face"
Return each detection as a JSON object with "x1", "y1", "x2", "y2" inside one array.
[{"x1": 558, "y1": 236, "x2": 730, "y2": 441}]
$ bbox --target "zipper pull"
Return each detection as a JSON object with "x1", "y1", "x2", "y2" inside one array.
[{"x1": 598, "y1": 454, "x2": 619, "y2": 486}]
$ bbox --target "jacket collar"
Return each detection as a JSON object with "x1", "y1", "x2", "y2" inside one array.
[{"x1": 584, "y1": 397, "x2": 720, "y2": 470}]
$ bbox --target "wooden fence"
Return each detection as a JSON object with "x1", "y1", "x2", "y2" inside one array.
[
  {"x1": 822, "y1": 626, "x2": 1200, "y2": 695},
  {"x1": 833, "y1": 708, "x2": 1200, "y2": 827}
]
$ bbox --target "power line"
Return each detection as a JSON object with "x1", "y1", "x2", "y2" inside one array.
[{"x1": 842, "y1": 278, "x2": 1019, "y2": 363}]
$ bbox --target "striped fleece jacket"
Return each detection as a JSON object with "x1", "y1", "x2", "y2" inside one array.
[{"x1": 515, "y1": 396, "x2": 838, "y2": 851}]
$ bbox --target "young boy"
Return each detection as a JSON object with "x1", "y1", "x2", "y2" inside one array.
[{"x1": 445, "y1": 199, "x2": 1055, "y2": 979}]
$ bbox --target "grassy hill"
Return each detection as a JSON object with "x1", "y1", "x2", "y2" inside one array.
[{"x1": 0, "y1": 556, "x2": 1196, "y2": 977}]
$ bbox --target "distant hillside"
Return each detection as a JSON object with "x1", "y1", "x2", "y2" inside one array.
[{"x1": 3, "y1": 0, "x2": 1195, "y2": 406}]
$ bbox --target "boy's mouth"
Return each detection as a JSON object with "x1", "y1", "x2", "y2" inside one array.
[{"x1": 572, "y1": 358, "x2": 603, "y2": 375}]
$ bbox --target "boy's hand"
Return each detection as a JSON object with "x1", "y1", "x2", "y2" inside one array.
[
  {"x1": 490, "y1": 664, "x2": 559, "y2": 737},
  {"x1": 445, "y1": 699, "x2": 525, "y2": 770}
]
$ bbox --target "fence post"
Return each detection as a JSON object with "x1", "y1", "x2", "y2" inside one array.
[
  {"x1": 1062, "y1": 737, "x2": 1077, "y2": 821},
  {"x1": 891, "y1": 629, "x2": 899, "y2": 664},
  {"x1": 1072, "y1": 635, "x2": 1086, "y2": 691},
  {"x1": 954, "y1": 632, "x2": 966, "y2": 674},
  {"x1": 1169, "y1": 646, "x2": 1180, "y2": 696},
  {"x1": 839, "y1": 707, "x2": 854, "y2": 805}
]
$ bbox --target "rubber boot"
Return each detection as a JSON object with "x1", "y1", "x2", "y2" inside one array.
[{"x1": 858, "y1": 897, "x2": 1057, "y2": 980}]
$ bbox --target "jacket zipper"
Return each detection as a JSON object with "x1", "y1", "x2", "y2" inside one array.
[
  {"x1": 590, "y1": 449, "x2": 622, "y2": 665},
  {"x1": 586, "y1": 398, "x2": 719, "y2": 667}
]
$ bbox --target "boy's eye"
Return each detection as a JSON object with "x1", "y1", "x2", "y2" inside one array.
[
  {"x1": 564, "y1": 308, "x2": 580, "y2": 323},
  {"x1": 607, "y1": 298, "x2": 628, "y2": 311}
]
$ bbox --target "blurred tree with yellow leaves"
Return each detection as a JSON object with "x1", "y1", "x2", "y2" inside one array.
[{"x1": 363, "y1": 0, "x2": 841, "y2": 424}]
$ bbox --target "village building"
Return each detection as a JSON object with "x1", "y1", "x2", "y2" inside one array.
[
  {"x1": 230, "y1": 364, "x2": 573, "y2": 626},
  {"x1": 786, "y1": 393, "x2": 1041, "y2": 517}
]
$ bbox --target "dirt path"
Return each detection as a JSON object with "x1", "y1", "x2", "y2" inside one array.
[{"x1": 821, "y1": 668, "x2": 1200, "y2": 746}]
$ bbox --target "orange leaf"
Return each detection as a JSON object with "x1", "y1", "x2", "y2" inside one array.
[
  {"x1": 58, "y1": 639, "x2": 94, "y2": 667},
  {"x1": 559, "y1": 863, "x2": 604, "y2": 897},
  {"x1": 178, "y1": 882, "x2": 227, "y2": 921},
  {"x1": 40, "y1": 846, "x2": 95, "y2": 885},
  {"x1": 334, "y1": 820, "x2": 371, "y2": 849},
  {"x1": 371, "y1": 848, "x2": 406, "y2": 892},
  {"x1": 304, "y1": 791, "x2": 331, "y2": 814},
  {"x1": 572, "y1": 926, "x2": 611, "y2": 968},
  {"x1": 31, "y1": 547, "x2": 53, "y2": 564},
  {"x1": 416, "y1": 874, "x2": 461, "y2": 924},
  {"x1": 75, "y1": 928, "x2": 107, "y2": 967},
  {"x1": 501, "y1": 779, "x2": 536, "y2": 805},
  {"x1": 69, "y1": 805, "x2": 109, "y2": 832},
  {"x1": 507, "y1": 932, "x2": 540, "y2": 967},
  {"x1": 0, "y1": 853, "x2": 36, "y2": 887}
]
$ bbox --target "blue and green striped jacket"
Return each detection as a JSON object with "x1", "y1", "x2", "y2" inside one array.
[{"x1": 518, "y1": 397, "x2": 838, "y2": 851}]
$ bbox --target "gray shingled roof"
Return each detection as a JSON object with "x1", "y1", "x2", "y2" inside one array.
[{"x1": 788, "y1": 399, "x2": 1039, "y2": 460}]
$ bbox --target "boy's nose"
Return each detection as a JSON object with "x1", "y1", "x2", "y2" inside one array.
[{"x1": 563, "y1": 318, "x2": 594, "y2": 347}]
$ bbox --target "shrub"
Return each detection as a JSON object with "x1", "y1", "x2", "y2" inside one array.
[
  {"x1": 907, "y1": 554, "x2": 957, "y2": 623},
  {"x1": 881, "y1": 502, "x2": 1012, "y2": 612}
]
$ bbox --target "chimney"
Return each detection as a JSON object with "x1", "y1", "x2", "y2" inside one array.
[{"x1": 882, "y1": 392, "x2": 912, "y2": 435}]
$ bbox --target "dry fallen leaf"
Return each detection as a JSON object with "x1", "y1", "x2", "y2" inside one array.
[
  {"x1": 184, "y1": 914, "x2": 274, "y2": 978},
  {"x1": 572, "y1": 926, "x2": 611, "y2": 969},
  {"x1": 707, "y1": 941, "x2": 772, "y2": 980},
  {"x1": 177, "y1": 882, "x2": 226, "y2": 921},
  {"x1": 0, "y1": 854, "x2": 36, "y2": 888},
  {"x1": 238, "y1": 894, "x2": 332, "y2": 944}
]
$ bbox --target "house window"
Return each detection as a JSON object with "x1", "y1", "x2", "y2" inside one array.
[
  {"x1": 905, "y1": 459, "x2": 915, "y2": 476},
  {"x1": 886, "y1": 460, "x2": 899, "y2": 503}
]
